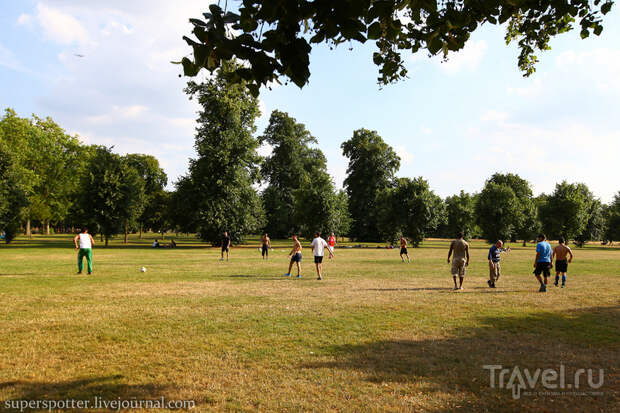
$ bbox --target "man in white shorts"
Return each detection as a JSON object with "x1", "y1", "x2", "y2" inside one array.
[{"x1": 447, "y1": 232, "x2": 469, "y2": 290}]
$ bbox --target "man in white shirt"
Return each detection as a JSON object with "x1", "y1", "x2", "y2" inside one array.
[
  {"x1": 73, "y1": 227, "x2": 95, "y2": 274},
  {"x1": 311, "y1": 232, "x2": 334, "y2": 280}
]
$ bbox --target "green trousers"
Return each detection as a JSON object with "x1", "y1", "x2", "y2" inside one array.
[{"x1": 77, "y1": 248, "x2": 93, "y2": 273}]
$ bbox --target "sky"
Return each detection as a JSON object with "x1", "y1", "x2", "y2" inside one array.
[{"x1": 1, "y1": 1, "x2": 619, "y2": 202}]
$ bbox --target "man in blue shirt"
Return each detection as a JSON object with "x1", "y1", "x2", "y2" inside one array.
[
  {"x1": 488, "y1": 240, "x2": 510, "y2": 288},
  {"x1": 533, "y1": 233, "x2": 553, "y2": 292}
]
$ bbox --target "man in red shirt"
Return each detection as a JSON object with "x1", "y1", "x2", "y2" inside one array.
[{"x1": 328, "y1": 232, "x2": 336, "y2": 259}]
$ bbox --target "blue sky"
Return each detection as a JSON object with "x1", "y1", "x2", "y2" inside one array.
[{"x1": 1, "y1": 1, "x2": 619, "y2": 202}]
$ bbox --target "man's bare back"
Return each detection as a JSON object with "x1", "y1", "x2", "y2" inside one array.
[{"x1": 554, "y1": 244, "x2": 572, "y2": 260}]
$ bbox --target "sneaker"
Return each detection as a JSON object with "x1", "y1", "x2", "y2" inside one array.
[
  {"x1": 490, "y1": 283, "x2": 496, "y2": 288},
  {"x1": 296, "y1": 274, "x2": 302, "y2": 278},
  {"x1": 87, "y1": 272, "x2": 91, "y2": 275},
  {"x1": 317, "y1": 277, "x2": 322, "y2": 280},
  {"x1": 459, "y1": 286, "x2": 464, "y2": 290},
  {"x1": 561, "y1": 284, "x2": 565, "y2": 288},
  {"x1": 554, "y1": 282, "x2": 558, "y2": 287},
  {"x1": 487, "y1": 280, "x2": 492, "y2": 288},
  {"x1": 77, "y1": 271, "x2": 82, "y2": 275},
  {"x1": 284, "y1": 273, "x2": 291, "y2": 277},
  {"x1": 453, "y1": 286, "x2": 459, "y2": 290},
  {"x1": 538, "y1": 284, "x2": 547, "y2": 292}
]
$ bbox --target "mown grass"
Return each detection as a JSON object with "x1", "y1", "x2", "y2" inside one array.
[{"x1": 0, "y1": 234, "x2": 618, "y2": 412}]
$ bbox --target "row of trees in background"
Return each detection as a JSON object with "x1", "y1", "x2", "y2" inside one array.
[
  {"x1": 0, "y1": 109, "x2": 168, "y2": 245},
  {"x1": 2, "y1": 65, "x2": 619, "y2": 246}
]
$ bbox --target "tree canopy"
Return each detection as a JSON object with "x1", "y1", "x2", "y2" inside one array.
[
  {"x1": 341, "y1": 128, "x2": 400, "y2": 241},
  {"x1": 179, "y1": 0, "x2": 615, "y2": 95}
]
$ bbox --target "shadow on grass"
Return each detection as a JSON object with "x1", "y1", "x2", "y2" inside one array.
[
  {"x1": 0, "y1": 375, "x2": 206, "y2": 411},
  {"x1": 301, "y1": 306, "x2": 619, "y2": 412}
]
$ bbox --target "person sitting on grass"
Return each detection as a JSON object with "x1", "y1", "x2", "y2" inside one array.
[{"x1": 152, "y1": 239, "x2": 160, "y2": 248}]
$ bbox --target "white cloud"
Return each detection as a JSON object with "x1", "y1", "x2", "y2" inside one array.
[
  {"x1": 34, "y1": 3, "x2": 91, "y2": 45},
  {"x1": 469, "y1": 110, "x2": 620, "y2": 202},
  {"x1": 395, "y1": 145, "x2": 413, "y2": 164},
  {"x1": 0, "y1": 43, "x2": 21, "y2": 71},
  {"x1": 16, "y1": 13, "x2": 33, "y2": 26},
  {"x1": 440, "y1": 40, "x2": 488, "y2": 74},
  {"x1": 409, "y1": 39, "x2": 488, "y2": 75},
  {"x1": 555, "y1": 48, "x2": 620, "y2": 93},
  {"x1": 15, "y1": 1, "x2": 214, "y2": 187}
]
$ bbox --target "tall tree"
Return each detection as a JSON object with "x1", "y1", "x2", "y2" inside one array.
[
  {"x1": 539, "y1": 181, "x2": 595, "y2": 242},
  {"x1": 341, "y1": 128, "x2": 400, "y2": 241},
  {"x1": 180, "y1": 63, "x2": 264, "y2": 243},
  {"x1": 476, "y1": 173, "x2": 535, "y2": 242},
  {"x1": 124, "y1": 154, "x2": 168, "y2": 238},
  {"x1": 180, "y1": 1, "x2": 614, "y2": 95},
  {"x1": 575, "y1": 199, "x2": 607, "y2": 246},
  {"x1": 292, "y1": 172, "x2": 341, "y2": 239},
  {"x1": 376, "y1": 177, "x2": 444, "y2": 246},
  {"x1": 0, "y1": 142, "x2": 28, "y2": 243},
  {"x1": 73, "y1": 146, "x2": 145, "y2": 246},
  {"x1": 605, "y1": 192, "x2": 620, "y2": 243},
  {"x1": 260, "y1": 110, "x2": 322, "y2": 237},
  {"x1": 443, "y1": 191, "x2": 476, "y2": 239}
]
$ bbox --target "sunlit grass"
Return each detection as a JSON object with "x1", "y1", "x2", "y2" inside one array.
[{"x1": 0, "y1": 234, "x2": 618, "y2": 412}]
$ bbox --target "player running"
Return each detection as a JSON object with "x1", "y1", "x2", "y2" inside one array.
[
  {"x1": 327, "y1": 232, "x2": 336, "y2": 258},
  {"x1": 260, "y1": 233, "x2": 271, "y2": 260},
  {"x1": 447, "y1": 232, "x2": 469, "y2": 290},
  {"x1": 399, "y1": 236, "x2": 410, "y2": 263},
  {"x1": 552, "y1": 237, "x2": 573, "y2": 288},
  {"x1": 220, "y1": 231, "x2": 231, "y2": 261},
  {"x1": 73, "y1": 227, "x2": 95, "y2": 275},
  {"x1": 312, "y1": 232, "x2": 334, "y2": 280},
  {"x1": 284, "y1": 235, "x2": 303, "y2": 278},
  {"x1": 533, "y1": 233, "x2": 553, "y2": 292},
  {"x1": 487, "y1": 240, "x2": 510, "y2": 288}
]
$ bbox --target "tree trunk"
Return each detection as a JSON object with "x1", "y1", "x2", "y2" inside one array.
[
  {"x1": 100, "y1": 233, "x2": 104, "y2": 242},
  {"x1": 26, "y1": 219, "x2": 31, "y2": 238},
  {"x1": 45, "y1": 220, "x2": 50, "y2": 235},
  {"x1": 105, "y1": 235, "x2": 109, "y2": 247},
  {"x1": 139, "y1": 224, "x2": 143, "y2": 239},
  {"x1": 124, "y1": 220, "x2": 129, "y2": 244}
]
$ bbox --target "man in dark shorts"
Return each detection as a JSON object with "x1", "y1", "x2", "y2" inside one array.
[
  {"x1": 311, "y1": 232, "x2": 334, "y2": 280},
  {"x1": 285, "y1": 235, "x2": 302, "y2": 278},
  {"x1": 487, "y1": 240, "x2": 510, "y2": 288},
  {"x1": 533, "y1": 233, "x2": 552, "y2": 292},
  {"x1": 399, "y1": 236, "x2": 410, "y2": 263},
  {"x1": 552, "y1": 237, "x2": 573, "y2": 287},
  {"x1": 261, "y1": 233, "x2": 271, "y2": 260},
  {"x1": 220, "y1": 231, "x2": 231, "y2": 261}
]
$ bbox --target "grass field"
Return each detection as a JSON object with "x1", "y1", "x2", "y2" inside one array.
[{"x1": 0, "y1": 235, "x2": 618, "y2": 412}]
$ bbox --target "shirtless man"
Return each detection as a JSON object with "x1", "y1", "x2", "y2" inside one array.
[
  {"x1": 447, "y1": 232, "x2": 469, "y2": 290},
  {"x1": 260, "y1": 232, "x2": 271, "y2": 260},
  {"x1": 552, "y1": 237, "x2": 573, "y2": 288},
  {"x1": 399, "y1": 236, "x2": 410, "y2": 263},
  {"x1": 284, "y1": 234, "x2": 303, "y2": 278}
]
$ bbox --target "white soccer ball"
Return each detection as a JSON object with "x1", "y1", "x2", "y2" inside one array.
[
  {"x1": 258, "y1": 248, "x2": 261, "y2": 252},
  {"x1": 140, "y1": 267, "x2": 147, "y2": 273}
]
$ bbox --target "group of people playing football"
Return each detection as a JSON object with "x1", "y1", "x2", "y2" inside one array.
[{"x1": 75, "y1": 227, "x2": 573, "y2": 291}]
